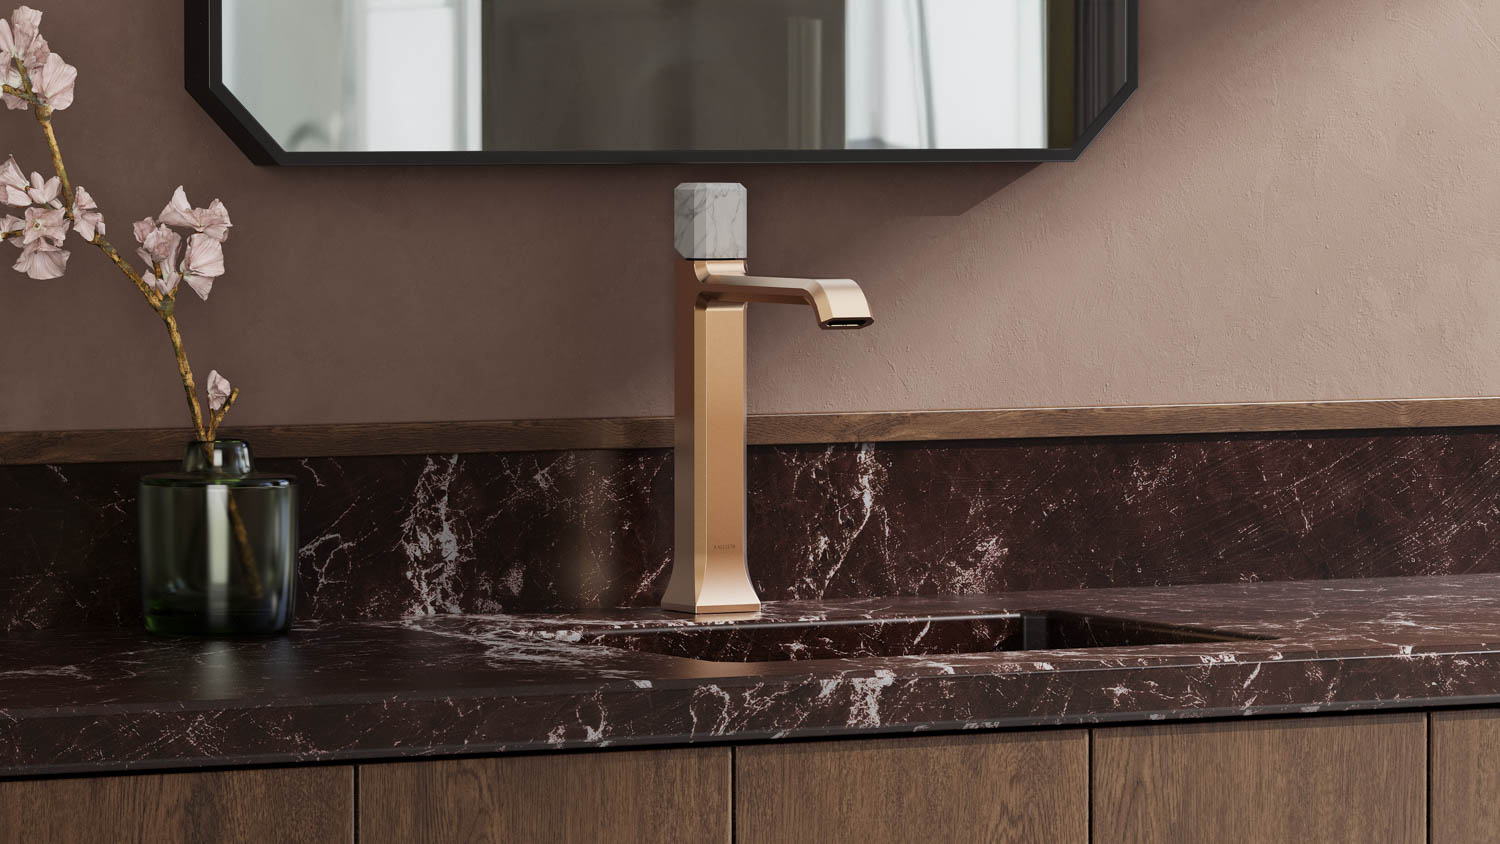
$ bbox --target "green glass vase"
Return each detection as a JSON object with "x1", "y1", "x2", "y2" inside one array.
[{"x1": 139, "y1": 440, "x2": 298, "y2": 635}]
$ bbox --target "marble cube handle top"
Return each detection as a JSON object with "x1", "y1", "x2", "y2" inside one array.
[{"x1": 674, "y1": 183, "x2": 747, "y2": 260}]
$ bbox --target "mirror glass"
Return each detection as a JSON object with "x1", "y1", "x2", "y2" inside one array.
[{"x1": 211, "y1": 0, "x2": 1132, "y2": 161}]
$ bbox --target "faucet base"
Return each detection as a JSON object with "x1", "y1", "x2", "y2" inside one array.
[
  {"x1": 661, "y1": 599, "x2": 762, "y2": 615},
  {"x1": 660, "y1": 545, "x2": 763, "y2": 615}
]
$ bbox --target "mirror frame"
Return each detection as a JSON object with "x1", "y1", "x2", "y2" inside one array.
[{"x1": 184, "y1": 0, "x2": 1137, "y2": 166}]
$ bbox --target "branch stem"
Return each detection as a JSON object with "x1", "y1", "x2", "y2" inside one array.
[
  {"x1": 95, "y1": 235, "x2": 161, "y2": 306},
  {"x1": 35, "y1": 113, "x2": 71, "y2": 208},
  {"x1": 207, "y1": 387, "x2": 239, "y2": 442},
  {"x1": 160, "y1": 310, "x2": 207, "y2": 440},
  {"x1": 1, "y1": 84, "x2": 37, "y2": 104}
]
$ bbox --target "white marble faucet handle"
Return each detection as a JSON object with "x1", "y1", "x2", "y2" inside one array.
[{"x1": 674, "y1": 183, "x2": 748, "y2": 260}]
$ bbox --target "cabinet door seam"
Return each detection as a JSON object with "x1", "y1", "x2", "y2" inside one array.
[{"x1": 352, "y1": 764, "x2": 360, "y2": 844}]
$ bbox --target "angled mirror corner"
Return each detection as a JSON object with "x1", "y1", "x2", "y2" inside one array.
[{"x1": 192, "y1": 0, "x2": 1136, "y2": 165}]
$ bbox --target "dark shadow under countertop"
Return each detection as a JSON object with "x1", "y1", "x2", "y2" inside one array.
[{"x1": 6, "y1": 574, "x2": 1500, "y2": 778}]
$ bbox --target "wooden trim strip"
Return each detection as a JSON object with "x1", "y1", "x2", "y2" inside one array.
[{"x1": 4, "y1": 396, "x2": 1500, "y2": 466}]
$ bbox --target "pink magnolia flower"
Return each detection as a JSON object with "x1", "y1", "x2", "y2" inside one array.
[
  {"x1": 7, "y1": 7, "x2": 47, "y2": 69},
  {"x1": 0, "y1": 156, "x2": 27, "y2": 206},
  {"x1": 159, "y1": 187, "x2": 232, "y2": 242},
  {"x1": 135, "y1": 220, "x2": 181, "y2": 294},
  {"x1": 70, "y1": 185, "x2": 102, "y2": 241},
  {"x1": 20, "y1": 204, "x2": 64, "y2": 245},
  {"x1": 179, "y1": 233, "x2": 224, "y2": 300},
  {"x1": 25, "y1": 171, "x2": 58, "y2": 207},
  {"x1": 207, "y1": 370, "x2": 232, "y2": 412},
  {"x1": 136, "y1": 220, "x2": 179, "y2": 264},
  {"x1": 30, "y1": 51, "x2": 73, "y2": 110},
  {"x1": 12, "y1": 237, "x2": 65, "y2": 279},
  {"x1": 0, "y1": 7, "x2": 48, "y2": 110}
]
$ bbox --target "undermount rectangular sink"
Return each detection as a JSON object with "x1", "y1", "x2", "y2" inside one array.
[{"x1": 585, "y1": 612, "x2": 1270, "y2": 663}]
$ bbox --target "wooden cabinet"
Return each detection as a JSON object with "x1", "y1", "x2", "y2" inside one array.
[
  {"x1": 1431, "y1": 709, "x2": 1500, "y2": 844},
  {"x1": 1092, "y1": 713, "x2": 1425, "y2": 844},
  {"x1": 358, "y1": 747, "x2": 731, "y2": 844},
  {"x1": 0, "y1": 766, "x2": 352, "y2": 844},
  {"x1": 735, "y1": 731, "x2": 1088, "y2": 844},
  {"x1": 1, "y1": 709, "x2": 1484, "y2": 842}
]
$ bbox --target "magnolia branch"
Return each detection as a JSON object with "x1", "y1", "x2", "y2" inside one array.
[{"x1": 6, "y1": 39, "x2": 260, "y2": 594}]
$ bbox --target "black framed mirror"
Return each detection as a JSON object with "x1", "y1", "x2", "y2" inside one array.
[{"x1": 185, "y1": 0, "x2": 1136, "y2": 166}]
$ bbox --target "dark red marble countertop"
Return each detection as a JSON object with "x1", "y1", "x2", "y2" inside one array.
[{"x1": 6, "y1": 574, "x2": 1500, "y2": 778}]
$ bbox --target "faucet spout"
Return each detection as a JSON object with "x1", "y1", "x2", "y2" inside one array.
[
  {"x1": 664, "y1": 258, "x2": 873, "y2": 615},
  {"x1": 694, "y1": 259, "x2": 874, "y2": 330}
]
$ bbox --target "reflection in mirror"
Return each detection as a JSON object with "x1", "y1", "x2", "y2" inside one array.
[{"x1": 214, "y1": 0, "x2": 1132, "y2": 159}]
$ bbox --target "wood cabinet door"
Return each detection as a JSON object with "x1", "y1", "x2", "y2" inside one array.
[
  {"x1": 0, "y1": 766, "x2": 352, "y2": 844},
  {"x1": 735, "y1": 731, "x2": 1088, "y2": 844},
  {"x1": 1432, "y1": 708, "x2": 1500, "y2": 844},
  {"x1": 359, "y1": 747, "x2": 731, "y2": 844},
  {"x1": 1093, "y1": 713, "x2": 1425, "y2": 844}
]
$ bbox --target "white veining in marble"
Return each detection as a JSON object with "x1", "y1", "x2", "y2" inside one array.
[{"x1": 674, "y1": 182, "x2": 747, "y2": 260}]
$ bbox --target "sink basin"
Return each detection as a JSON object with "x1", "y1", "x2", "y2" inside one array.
[{"x1": 585, "y1": 611, "x2": 1270, "y2": 663}]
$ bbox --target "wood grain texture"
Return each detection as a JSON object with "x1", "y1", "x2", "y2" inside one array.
[
  {"x1": 5, "y1": 396, "x2": 1500, "y2": 465},
  {"x1": 1431, "y1": 709, "x2": 1500, "y2": 844},
  {"x1": 1093, "y1": 713, "x2": 1425, "y2": 844},
  {"x1": 0, "y1": 766, "x2": 352, "y2": 844},
  {"x1": 358, "y1": 747, "x2": 730, "y2": 844},
  {"x1": 735, "y1": 731, "x2": 1087, "y2": 844}
]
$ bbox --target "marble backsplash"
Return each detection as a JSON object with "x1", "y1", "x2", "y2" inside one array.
[{"x1": 4, "y1": 427, "x2": 1500, "y2": 631}]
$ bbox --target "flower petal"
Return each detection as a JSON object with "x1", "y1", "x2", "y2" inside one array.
[
  {"x1": 158, "y1": 186, "x2": 195, "y2": 229},
  {"x1": 183, "y1": 275, "x2": 214, "y2": 300},
  {"x1": 200, "y1": 198, "x2": 232, "y2": 242},
  {"x1": 24, "y1": 172, "x2": 58, "y2": 207},
  {"x1": 70, "y1": 185, "x2": 102, "y2": 241},
  {"x1": 0, "y1": 157, "x2": 27, "y2": 207},
  {"x1": 180, "y1": 234, "x2": 224, "y2": 300},
  {"x1": 8, "y1": 7, "x2": 47, "y2": 72},
  {"x1": 207, "y1": 370, "x2": 232, "y2": 412},
  {"x1": 181, "y1": 232, "x2": 224, "y2": 275},
  {"x1": 0, "y1": 19, "x2": 14, "y2": 67},
  {"x1": 13, "y1": 238, "x2": 66, "y2": 279},
  {"x1": 32, "y1": 51, "x2": 74, "y2": 110}
]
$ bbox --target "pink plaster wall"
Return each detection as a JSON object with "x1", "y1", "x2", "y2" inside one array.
[{"x1": 0, "y1": 0, "x2": 1497, "y2": 432}]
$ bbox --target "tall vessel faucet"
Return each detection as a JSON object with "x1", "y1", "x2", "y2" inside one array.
[{"x1": 662, "y1": 183, "x2": 874, "y2": 615}]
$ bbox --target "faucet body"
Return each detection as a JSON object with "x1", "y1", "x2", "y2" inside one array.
[{"x1": 662, "y1": 258, "x2": 872, "y2": 615}]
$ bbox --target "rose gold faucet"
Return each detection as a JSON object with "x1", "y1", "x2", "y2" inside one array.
[{"x1": 662, "y1": 184, "x2": 873, "y2": 615}]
